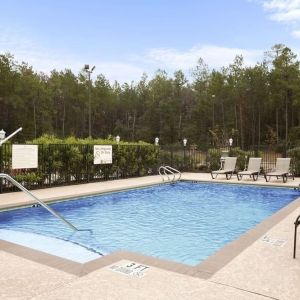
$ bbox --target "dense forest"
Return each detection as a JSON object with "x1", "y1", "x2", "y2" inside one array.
[{"x1": 1, "y1": 44, "x2": 300, "y2": 150}]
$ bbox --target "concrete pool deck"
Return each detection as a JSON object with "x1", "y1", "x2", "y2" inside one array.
[{"x1": 1, "y1": 173, "x2": 300, "y2": 299}]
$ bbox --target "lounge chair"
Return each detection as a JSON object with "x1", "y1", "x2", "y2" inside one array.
[
  {"x1": 264, "y1": 158, "x2": 291, "y2": 183},
  {"x1": 237, "y1": 157, "x2": 262, "y2": 181},
  {"x1": 211, "y1": 157, "x2": 237, "y2": 180}
]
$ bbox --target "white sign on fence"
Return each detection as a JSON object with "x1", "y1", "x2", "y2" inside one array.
[
  {"x1": 12, "y1": 145, "x2": 38, "y2": 169},
  {"x1": 94, "y1": 145, "x2": 112, "y2": 164}
]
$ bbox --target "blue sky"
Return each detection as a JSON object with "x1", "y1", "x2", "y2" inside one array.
[{"x1": 1, "y1": 0, "x2": 300, "y2": 82}]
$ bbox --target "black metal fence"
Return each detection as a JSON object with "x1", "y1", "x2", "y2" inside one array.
[
  {"x1": 159, "y1": 145, "x2": 297, "y2": 175},
  {"x1": 0, "y1": 144, "x2": 160, "y2": 193},
  {"x1": 0, "y1": 143, "x2": 298, "y2": 193}
]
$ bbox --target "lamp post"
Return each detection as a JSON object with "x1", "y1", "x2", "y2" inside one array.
[
  {"x1": 183, "y1": 138, "x2": 187, "y2": 170},
  {"x1": 115, "y1": 135, "x2": 120, "y2": 178},
  {"x1": 0, "y1": 130, "x2": 4, "y2": 193},
  {"x1": 84, "y1": 64, "x2": 96, "y2": 138},
  {"x1": 0, "y1": 130, "x2": 5, "y2": 142},
  {"x1": 229, "y1": 138, "x2": 233, "y2": 151},
  {"x1": 212, "y1": 94, "x2": 215, "y2": 128},
  {"x1": 154, "y1": 137, "x2": 160, "y2": 173},
  {"x1": 0, "y1": 128, "x2": 23, "y2": 193},
  {"x1": 0, "y1": 130, "x2": 5, "y2": 182}
]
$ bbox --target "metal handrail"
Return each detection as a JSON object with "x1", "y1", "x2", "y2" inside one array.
[
  {"x1": 165, "y1": 166, "x2": 182, "y2": 181},
  {"x1": 158, "y1": 166, "x2": 170, "y2": 181},
  {"x1": 293, "y1": 214, "x2": 300, "y2": 259},
  {"x1": 0, "y1": 173, "x2": 78, "y2": 231},
  {"x1": 158, "y1": 166, "x2": 181, "y2": 182}
]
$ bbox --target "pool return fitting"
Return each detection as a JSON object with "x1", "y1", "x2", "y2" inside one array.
[{"x1": 0, "y1": 128, "x2": 79, "y2": 231}]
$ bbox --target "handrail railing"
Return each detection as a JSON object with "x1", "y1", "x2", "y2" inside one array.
[
  {"x1": 293, "y1": 213, "x2": 300, "y2": 259},
  {"x1": 159, "y1": 166, "x2": 170, "y2": 181},
  {"x1": 0, "y1": 173, "x2": 78, "y2": 231},
  {"x1": 158, "y1": 166, "x2": 181, "y2": 182},
  {"x1": 165, "y1": 166, "x2": 182, "y2": 181}
]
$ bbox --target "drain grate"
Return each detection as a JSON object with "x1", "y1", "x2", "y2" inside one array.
[{"x1": 261, "y1": 235, "x2": 287, "y2": 247}]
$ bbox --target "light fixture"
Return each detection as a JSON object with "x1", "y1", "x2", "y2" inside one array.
[
  {"x1": 116, "y1": 135, "x2": 120, "y2": 144},
  {"x1": 229, "y1": 138, "x2": 233, "y2": 147},
  {"x1": 183, "y1": 138, "x2": 187, "y2": 147},
  {"x1": 0, "y1": 127, "x2": 22, "y2": 147},
  {"x1": 0, "y1": 129, "x2": 6, "y2": 141},
  {"x1": 155, "y1": 137, "x2": 159, "y2": 146},
  {"x1": 84, "y1": 64, "x2": 96, "y2": 138}
]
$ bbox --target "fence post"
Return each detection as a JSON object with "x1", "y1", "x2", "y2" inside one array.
[
  {"x1": 48, "y1": 144, "x2": 52, "y2": 186},
  {"x1": 0, "y1": 145, "x2": 3, "y2": 193}
]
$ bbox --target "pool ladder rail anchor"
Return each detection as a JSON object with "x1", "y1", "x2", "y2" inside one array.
[
  {"x1": 158, "y1": 166, "x2": 181, "y2": 183},
  {"x1": 0, "y1": 173, "x2": 79, "y2": 231},
  {"x1": 293, "y1": 214, "x2": 300, "y2": 259}
]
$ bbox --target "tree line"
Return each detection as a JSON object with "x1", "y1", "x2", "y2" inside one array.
[{"x1": 1, "y1": 44, "x2": 300, "y2": 150}]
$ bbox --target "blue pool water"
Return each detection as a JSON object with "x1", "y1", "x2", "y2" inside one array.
[{"x1": 0, "y1": 182, "x2": 298, "y2": 265}]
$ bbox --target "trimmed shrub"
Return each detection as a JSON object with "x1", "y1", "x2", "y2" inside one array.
[
  {"x1": 287, "y1": 147, "x2": 300, "y2": 176},
  {"x1": 0, "y1": 135, "x2": 159, "y2": 190}
]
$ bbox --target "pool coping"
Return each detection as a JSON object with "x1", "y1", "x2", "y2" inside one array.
[{"x1": 1, "y1": 176, "x2": 300, "y2": 280}]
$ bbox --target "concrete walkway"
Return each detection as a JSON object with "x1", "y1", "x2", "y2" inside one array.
[{"x1": 1, "y1": 173, "x2": 300, "y2": 299}]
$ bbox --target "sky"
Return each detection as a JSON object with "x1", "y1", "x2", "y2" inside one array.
[{"x1": 1, "y1": 0, "x2": 300, "y2": 83}]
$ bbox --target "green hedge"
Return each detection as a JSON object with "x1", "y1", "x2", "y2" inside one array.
[
  {"x1": 287, "y1": 147, "x2": 300, "y2": 176},
  {"x1": 1, "y1": 135, "x2": 160, "y2": 190}
]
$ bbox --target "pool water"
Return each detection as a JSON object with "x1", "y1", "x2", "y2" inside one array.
[{"x1": 0, "y1": 182, "x2": 298, "y2": 265}]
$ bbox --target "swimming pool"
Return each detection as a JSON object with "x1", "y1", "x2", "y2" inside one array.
[{"x1": 0, "y1": 182, "x2": 298, "y2": 265}]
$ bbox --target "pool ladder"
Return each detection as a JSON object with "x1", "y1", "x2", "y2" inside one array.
[
  {"x1": 293, "y1": 213, "x2": 300, "y2": 259},
  {"x1": 158, "y1": 166, "x2": 181, "y2": 182},
  {"x1": 0, "y1": 173, "x2": 78, "y2": 231}
]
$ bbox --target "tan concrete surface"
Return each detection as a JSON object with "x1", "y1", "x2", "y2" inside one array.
[
  {"x1": 182, "y1": 172, "x2": 300, "y2": 188},
  {"x1": 0, "y1": 251, "x2": 76, "y2": 299},
  {"x1": 210, "y1": 208, "x2": 300, "y2": 300},
  {"x1": 1, "y1": 173, "x2": 300, "y2": 299},
  {"x1": 31, "y1": 260, "x2": 267, "y2": 300}
]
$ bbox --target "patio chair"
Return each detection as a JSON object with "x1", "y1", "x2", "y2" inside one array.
[
  {"x1": 211, "y1": 157, "x2": 237, "y2": 180},
  {"x1": 264, "y1": 158, "x2": 291, "y2": 183},
  {"x1": 237, "y1": 157, "x2": 262, "y2": 181}
]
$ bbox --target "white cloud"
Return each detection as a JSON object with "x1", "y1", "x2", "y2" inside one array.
[
  {"x1": 93, "y1": 62, "x2": 144, "y2": 83},
  {"x1": 263, "y1": 0, "x2": 300, "y2": 12},
  {"x1": 0, "y1": 25, "x2": 144, "y2": 83},
  {"x1": 0, "y1": 27, "x2": 264, "y2": 83},
  {"x1": 2, "y1": 25, "x2": 299, "y2": 85},
  {"x1": 143, "y1": 45, "x2": 262, "y2": 71},
  {"x1": 262, "y1": 0, "x2": 300, "y2": 37},
  {"x1": 291, "y1": 29, "x2": 300, "y2": 37},
  {"x1": 0, "y1": 26, "x2": 80, "y2": 72}
]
